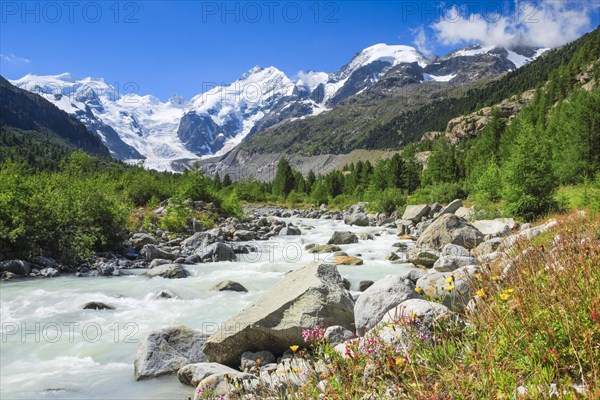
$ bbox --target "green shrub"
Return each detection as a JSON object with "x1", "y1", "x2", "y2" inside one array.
[{"x1": 158, "y1": 202, "x2": 190, "y2": 232}]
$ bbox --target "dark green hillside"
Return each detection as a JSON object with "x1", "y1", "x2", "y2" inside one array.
[
  {"x1": 240, "y1": 27, "x2": 600, "y2": 156},
  {"x1": 0, "y1": 76, "x2": 110, "y2": 159}
]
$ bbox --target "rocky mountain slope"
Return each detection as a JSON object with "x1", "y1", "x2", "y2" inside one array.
[{"x1": 0, "y1": 76, "x2": 110, "y2": 158}]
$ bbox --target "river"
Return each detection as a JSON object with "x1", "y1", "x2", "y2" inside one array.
[{"x1": 0, "y1": 216, "x2": 415, "y2": 399}]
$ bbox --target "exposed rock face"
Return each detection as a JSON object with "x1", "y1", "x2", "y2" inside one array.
[
  {"x1": 445, "y1": 89, "x2": 536, "y2": 144},
  {"x1": 432, "y1": 244, "x2": 478, "y2": 272},
  {"x1": 203, "y1": 262, "x2": 354, "y2": 367},
  {"x1": 380, "y1": 299, "x2": 453, "y2": 331},
  {"x1": 354, "y1": 275, "x2": 421, "y2": 336},
  {"x1": 129, "y1": 233, "x2": 157, "y2": 250},
  {"x1": 134, "y1": 326, "x2": 208, "y2": 380}
]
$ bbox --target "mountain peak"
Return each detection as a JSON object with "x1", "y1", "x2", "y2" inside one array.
[{"x1": 351, "y1": 43, "x2": 426, "y2": 69}]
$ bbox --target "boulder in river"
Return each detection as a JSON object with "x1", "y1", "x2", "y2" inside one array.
[
  {"x1": 144, "y1": 264, "x2": 189, "y2": 279},
  {"x1": 279, "y1": 226, "x2": 301, "y2": 235},
  {"x1": 202, "y1": 262, "x2": 354, "y2": 367},
  {"x1": 210, "y1": 280, "x2": 248, "y2": 292},
  {"x1": 307, "y1": 244, "x2": 342, "y2": 254},
  {"x1": 134, "y1": 326, "x2": 208, "y2": 380},
  {"x1": 333, "y1": 256, "x2": 363, "y2": 266},
  {"x1": 328, "y1": 231, "x2": 359, "y2": 245},
  {"x1": 83, "y1": 302, "x2": 115, "y2": 310},
  {"x1": 195, "y1": 242, "x2": 235, "y2": 262},
  {"x1": 0, "y1": 260, "x2": 31, "y2": 276}
]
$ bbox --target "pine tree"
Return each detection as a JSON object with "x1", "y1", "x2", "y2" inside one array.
[
  {"x1": 502, "y1": 117, "x2": 557, "y2": 221},
  {"x1": 272, "y1": 158, "x2": 295, "y2": 197}
]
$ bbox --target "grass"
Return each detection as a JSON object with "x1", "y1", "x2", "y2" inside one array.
[{"x1": 285, "y1": 211, "x2": 600, "y2": 399}]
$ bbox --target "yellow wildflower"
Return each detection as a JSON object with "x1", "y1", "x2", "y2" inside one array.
[
  {"x1": 445, "y1": 276, "x2": 455, "y2": 283},
  {"x1": 415, "y1": 286, "x2": 422, "y2": 294},
  {"x1": 474, "y1": 273, "x2": 482, "y2": 281},
  {"x1": 395, "y1": 357, "x2": 404, "y2": 366},
  {"x1": 476, "y1": 288, "x2": 485, "y2": 298},
  {"x1": 444, "y1": 285, "x2": 455, "y2": 291},
  {"x1": 499, "y1": 291, "x2": 511, "y2": 301},
  {"x1": 256, "y1": 358, "x2": 262, "y2": 366},
  {"x1": 290, "y1": 345, "x2": 299, "y2": 352},
  {"x1": 492, "y1": 275, "x2": 500, "y2": 281},
  {"x1": 410, "y1": 311, "x2": 417, "y2": 320}
]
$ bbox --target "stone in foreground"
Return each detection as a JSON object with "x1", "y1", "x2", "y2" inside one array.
[
  {"x1": 203, "y1": 262, "x2": 354, "y2": 367},
  {"x1": 177, "y1": 362, "x2": 237, "y2": 387},
  {"x1": 354, "y1": 275, "x2": 421, "y2": 336},
  {"x1": 134, "y1": 326, "x2": 208, "y2": 380}
]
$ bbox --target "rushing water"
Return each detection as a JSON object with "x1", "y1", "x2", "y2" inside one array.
[{"x1": 0, "y1": 217, "x2": 415, "y2": 400}]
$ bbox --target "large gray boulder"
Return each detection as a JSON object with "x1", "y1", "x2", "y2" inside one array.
[
  {"x1": 210, "y1": 280, "x2": 248, "y2": 292},
  {"x1": 416, "y1": 265, "x2": 479, "y2": 312},
  {"x1": 198, "y1": 242, "x2": 235, "y2": 262},
  {"x1": 140, "y1": 244, "x2": 177, "y2": 261},
  {"x1": 433, "y1": 244, "x2": 478, "y2": 272},
  {"x1": 344, "y1": 212, "x2": 369, "y2": 227},
  {"x1": 406, "y1": 247, "x2": 440, "y2": 267},
  {"x1": 402, "y1": 204, "x2": 430, "y2": 223},
  {"x1": 328, "y1": 231, "x2": 359, "y2": 245},
  {"x1": 203, "y1": 262, "x2": 355, "y2": 367},
  {"x1": 182, "y1": 232, "x2": 214, "y2": 250},
  {"x1": 0, "y1": 260, "x2": 31, "y2": 276},
  {"x1": 144, "y1": 264, "x2": 189, "y2": 279},
  {"x1": 473, "y1": 219, "x2": 512, "y2": 238},
  {"x1": 279, "y1": 226, "x2": 301, "y2": 236},
  {"x1": 134, "y1": 326, "x2": 208, "y2": 380},
  {"x1": 437, "y1": 199, "x2": 463, "y2": 216},
  {"x1": 130, "y1": 233, "x2": 157, "y2": 250},
  {"x1": 177, "y1": 362, "x2": 237, "y2": 387},
  {"x1": 193, "y1": 372, "x2": 258, "y2": 399},
  {"x1": 354, "y1": 275, "x2": 421, "y2": 336},
  {"x1": 380, "y1": 299, "x2": 453, "y2": 332},
  {"x1": 415, "y1": 214, "x2": 484, "y2": 251}
]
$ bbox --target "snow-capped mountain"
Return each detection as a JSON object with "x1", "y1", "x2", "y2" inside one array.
[
  {"x1": 423, "y1": 45, "x2": 549, "y2": 83},
  {"x1": 10, "y1": 73, "x2": 198, "y2": 169},
  {"x1": 10, "y1": 43, "x2": 548, "y2": 170}
]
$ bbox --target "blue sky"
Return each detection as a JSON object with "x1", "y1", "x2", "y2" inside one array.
[{"x1": 1, "y1": 1, "x2": 598, "y2": 100}]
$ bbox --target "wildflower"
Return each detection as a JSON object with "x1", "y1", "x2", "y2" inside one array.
[
  {"x1": 256, "y1": 358, "x2": 261, "y2": 366},
  {"x1": 415, "y1": 286, "x2": 422, "y2": 294},
  {"x1": 476, "y1": 288, "x2": 485, "y2": 298},
  {"x1": 474, "y1": 273, "x2": 482, "y2": 280},
  {"x1": 395, "y1": 357, "x2": 404, "y2": 366},
  {"x1": 492, "y1": 275, "x2": 500, "y2": 281},
  {"x1": 499, "y1": 291, "x2": 511, "y2": 301},
  {"x1": 410, "y1": 311, "x2": 417, "y2": 320},
  {"x1": 445, "y1": 285, "x2": 455, "y2": 291},
  {"x1": 290, "y1": 345, "x2": 299, "y2": 352},
  {"x1": 445, "y1": 275, "x2": 455, "y2": 283}
]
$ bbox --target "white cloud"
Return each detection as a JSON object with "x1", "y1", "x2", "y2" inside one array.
[
  {"x1": 412, "y1": 26, "x2": 433, "y2": 57},
  {"x1": 0, "y1": 53, "x2": 31, "y2": 64},
  {"x1": 296, "y1": 70, "x2": 329, "y2": 91},
  {"x1": 431, "y1": 1, "x2": 599, "y2": 49}
]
